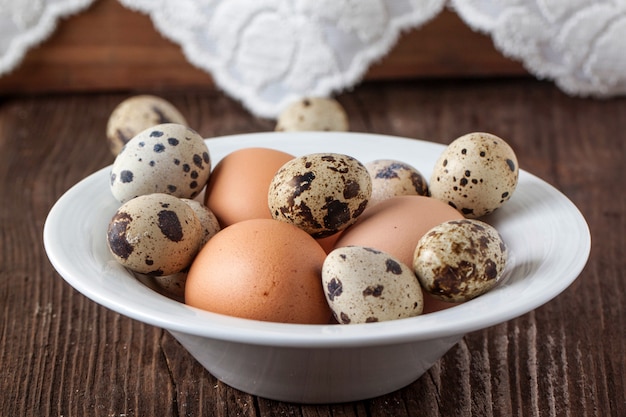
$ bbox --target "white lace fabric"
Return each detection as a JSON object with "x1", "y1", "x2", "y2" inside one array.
[
  {"x1": 1, "y1": 0, "x2": 625, "y2": 118},
  {"x1": 450, "y1": 0, "x2": 626, "y2": 98},
  {"x1": 118, "y1": 0, "x2": 446, "y2": 117}
]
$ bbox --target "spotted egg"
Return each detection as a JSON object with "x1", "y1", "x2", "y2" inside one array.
[
  {"x1": 275, "y1": 97, "x2": 349, "y2": 132},
  {"x1": 365, "y1": 159, "x2": 429, "y2": 206},
  {"x1": 268, "y1": 153, "x2": 372, "y2": 238},
  {"x1": 106, "y1": 95, "x2": 187, "y2": 155},
  {"x1": 413, "y1": 219, "x2": 508, "y2": 302},
  {"x1": 322, "y1": 246, "x2": 424, "y2": 324},
  {"x1": 181, "y1": 198, "x2": 221, "y2": 247},
  {"x1": 429, "y1": 132, "x2": 518, "y2": 218},
  {"x1": 148, "y1": 199, "x2": 220, "y2": 300},
  {"x1": 109, "y1": 123, "x2": 211, "y2": 203},
  {"x1": 106, "y1": 193, "x2": 204, "y2": 276},
  {"x1": 151, "y1": 271, "x2": 188, "y2": 301}
]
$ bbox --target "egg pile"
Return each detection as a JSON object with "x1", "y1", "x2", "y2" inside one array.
[{"x1": 104, "y1": 95, "x2": 517, "y2": 325}]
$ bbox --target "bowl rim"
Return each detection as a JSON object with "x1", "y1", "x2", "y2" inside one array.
[{"x1": 43, "y1": 131, "x2": 591, "y2": 348}]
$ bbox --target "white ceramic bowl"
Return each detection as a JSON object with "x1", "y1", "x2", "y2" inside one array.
[{"x1": 44, "y1": 132, "x2": 591, "y2": 404}]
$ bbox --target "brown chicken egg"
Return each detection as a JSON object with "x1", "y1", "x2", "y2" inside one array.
[
  {"x1": 316, "y1": 231, "x2": 343, "y2": 254},
  {"x1": 204, "y1": 147, "x2": 295, "y2": 228},
  {"x1": 185, "y1": 218, "x2": 332, "y2": 324},
  {"x1": 334, "y1": 196, "x2": 463, "y2": 266}
]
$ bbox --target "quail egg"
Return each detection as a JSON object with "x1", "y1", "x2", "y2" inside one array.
[
  {"x1": 413, "y1": 219, "x2": 508, "y2": 302},
  {"x1": 322, "y1": 246, "x2": 423, "y2": 324},
  {"x1": 275, "y1": 97, "x2": 349, "y2": 132},
  {"x1": 429, "y1": 132, "x2": 518, "y2": 218},
  {"x1": 268, "y1": 153, "x2": 371, "y2": 238},
  {"x1": 106, "y1": 95, "x2": 187, "y2": 155},
  {"x1": 106, "y1": 193, "x2": 204, "y2": 276},
  {"x1": 109, "y1": 123, "x2": 211, "y2": 203}
]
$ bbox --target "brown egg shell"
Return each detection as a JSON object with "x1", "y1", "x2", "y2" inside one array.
[
  {"x1": 334, "y1": 195, "x2": 464, "y2": 267},
  {"x1": 185, "y1": 218, "x2": 332, "y2": 324},
  {"x1": 204, "y1": 147, "x2": 295, "y2": 228}
]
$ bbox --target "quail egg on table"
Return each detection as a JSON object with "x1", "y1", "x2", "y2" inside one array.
[
  {"x1": 268, "y1": 153, "x2": 371, "y2": 238},
  {"x1": 429, "y1": 132, "x2": 518, "y2": 218},
  {"x1": 106, "y1": 95, "x2": 187, "y2": 155},
  {"x1": 109, "y1": 123, "x2": 211, "y2": 203},
  {"x1": 275, "y1": 97, "x2": 349, "y2": 132},
  {"x1": 413, "y1": 219, "x2": 508, "y2": 302},
  {"x1": 322, "y1": 246, "x2": 424, "y2": 324},
  {"x1": 106, "y1": 193, "x2": 204, "y2": 276}
]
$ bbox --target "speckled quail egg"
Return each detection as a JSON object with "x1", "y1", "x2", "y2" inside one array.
[
  {"x1": 413, "y1": 219, "x2": 508, "y2": 302},
  {"x1": 150, "y1": 199, "x2": 220, "y2": 300},
  {"x1": 365, "y1": 159, "x2": 429, "y2": 206},
  {"x1": 268, "y1": 153, "x2": 372, "y2": 238},
  {"x1": 151, "y1": 271, "x2": 188, "y2": 301},
  {"x1": 429, "y1": 132, "x2": 518, "y2": 218},
  {"x1": 109, "y1": 123, "x2": 211, "y2": 203},
  {"x1": 106, "y1": 95, "x2": 187, "y2": 155},
  {"x1": 275, "y1": 97, "x2": 349, "y2": 132},
  {"x1": 322, "y1": 246, "x2": 424, "y2": 324},
  {"x1": 181, "y1": 198, "x2": 220, "y2": 247},
  {"x1": 106, "y1": 193, "x2": 204, "y2": 276}
]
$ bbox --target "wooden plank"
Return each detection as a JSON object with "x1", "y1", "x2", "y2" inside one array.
[{"x1": 0, "y1": 0, "x2": 528, "y2": 94}]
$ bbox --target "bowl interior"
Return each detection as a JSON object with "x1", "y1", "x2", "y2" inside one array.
[{"x1": 43, "y1": 131, "x2": 591, "y2": 347}]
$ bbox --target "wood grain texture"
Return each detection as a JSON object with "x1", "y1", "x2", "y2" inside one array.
[
  {"x1": 0, "y1": 78, "x2": 623, "y2": 417},
  {"x1": 0, "y1": 0, "x2": 527, "y2": 94}
]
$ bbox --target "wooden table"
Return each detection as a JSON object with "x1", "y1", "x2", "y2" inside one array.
[{"x1": 1, "y1": 78, "x2": 624, "y2": 416}]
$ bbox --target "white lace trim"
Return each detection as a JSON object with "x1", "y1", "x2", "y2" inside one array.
[
  {"x1": 1, "y1": 0, "x2": 625, "y2": 118},
  {"x1": 449, "y1": 0, "x2": 626, "y2": 97},
  {"x1": 117, "y1": 0, "x2": 446, "y2": 118}
]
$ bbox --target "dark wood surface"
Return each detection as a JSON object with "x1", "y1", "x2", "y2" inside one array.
[{"x1": 1, "y1": 78, "x2": 624, "y2": 416}]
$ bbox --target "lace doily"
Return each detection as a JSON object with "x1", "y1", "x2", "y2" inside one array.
[
  {"x1": 2, "y1": 0, "x2": 626, "y2": 118},
  {"x1": 118, "y1": 0, "x2": 446, "y2": 118},
  {"x1": 450, "y1": 0, "x2": 626, "y2": 98}
]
